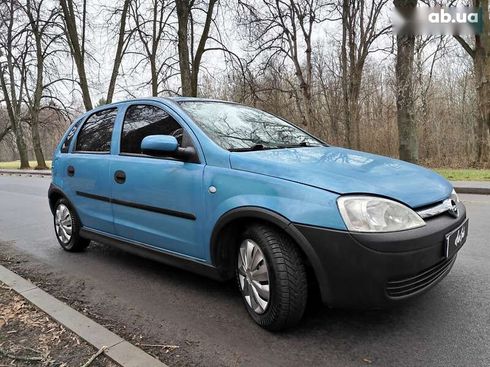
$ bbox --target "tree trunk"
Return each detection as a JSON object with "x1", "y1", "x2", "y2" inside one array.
[
  {"x1": 106, "y1": 0, "x2": 130, "y2": 103},
  {"x1": 176, "y1": 0, "x2": 217, "y2": 97},
  {"x1": 150, "y1": 55, "x2": 158, "y2": 97},
  {"x1": 26, "y1": 0, "x2": 48, "y2": 169},
  {"x1": 59, "y1": 0, "x2": 93, "y2": 111},
  {"x1": 176, "y1": 0, "x2": 193, "y2": 96},
  {"x1": 30, "y1": 122, "x2": 46, "y2": 169},
  {"x1": 474, "y1": 0, "x2": 489, "y2": 163},
  {"x1": 0, "y1": 71, "x2": 30, "y2": 168},
  {"x1": 340, "y1": 0, "x2": 350, "y2": 147},
  {"x1": 394, "y1": 0, "x2": 418, "y2": 163}
]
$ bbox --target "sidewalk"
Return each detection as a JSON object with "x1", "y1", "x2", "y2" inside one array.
[
  {"x1": 0, "y1": 265, "x2": 168, "y2": 367},
  {"x1": 0, "y1": 168, "x2": 51, "y2": 176}
]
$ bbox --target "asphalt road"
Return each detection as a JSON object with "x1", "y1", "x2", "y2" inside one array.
[{"x1": 0, "y1": 175, "x2": 489, "y2": 367}]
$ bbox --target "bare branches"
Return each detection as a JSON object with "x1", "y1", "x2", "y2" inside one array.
[
  {"x1": 237, "y1": 0, "x2": 332, "y2": 126},
  {"x1": 453, "y1": 35, "x2": 475, "y2": 58}
]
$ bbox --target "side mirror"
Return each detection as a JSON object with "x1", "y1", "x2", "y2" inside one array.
[
  {"x1": 140, "y1": 135, "x2": 197, "y2": 162},
  {"x1": 141, "y1": 135, "x2": 178, "y2": 155}
]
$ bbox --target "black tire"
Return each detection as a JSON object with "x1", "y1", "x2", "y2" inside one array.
[
  {"x1": 236, "y1": 224, "x2": 308, "y2": 331},
  {"x1": 53, "y1": 198, "x2": 90, "y2": 252}
]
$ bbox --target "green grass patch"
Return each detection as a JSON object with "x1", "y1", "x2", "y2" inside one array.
[
  {"x1": 0, "y1": 160, "x2": 52, "y2": 169},
  {"x1": 435, "y1": 168, "x2": 490, "y2": 181}
]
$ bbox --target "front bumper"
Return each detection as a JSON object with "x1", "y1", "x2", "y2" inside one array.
[{"x1": 293, "y1": 202, "x2": 467, "y2": 308}]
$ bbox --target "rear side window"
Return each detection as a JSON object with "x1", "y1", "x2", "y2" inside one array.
[
  {"x1": 121, "y1": 105, "x2": 183, "y2": 154},
  {"x1": 76, "y1": 108, "x2": 117, "y2": 152}
]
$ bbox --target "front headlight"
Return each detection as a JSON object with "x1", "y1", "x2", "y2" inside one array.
[{"x1": 337, "y1": 196, "x2": 426, "y2": 232}]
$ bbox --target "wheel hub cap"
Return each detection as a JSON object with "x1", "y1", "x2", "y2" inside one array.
[
  {"x1": 55, "y1": 204, "x2": 72, "y2": 244},
  {"x1": 238, "y1": 239, "x2": 270, "y2": 314}
]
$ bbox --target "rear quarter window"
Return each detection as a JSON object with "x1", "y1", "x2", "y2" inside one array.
[{"x1": 60, "y1": 122, "x2": 80, "y2": 153}]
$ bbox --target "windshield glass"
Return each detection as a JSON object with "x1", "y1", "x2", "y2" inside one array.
[{"x1": 179, "y1": 101, "x2": 324, "y2": 151}]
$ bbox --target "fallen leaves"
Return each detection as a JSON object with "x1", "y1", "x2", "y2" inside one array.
[{"x1": 0, "y1": 282, "x2": 116, "y2": 366}]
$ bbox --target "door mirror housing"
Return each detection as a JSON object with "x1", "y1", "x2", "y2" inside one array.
[
  {"x1": 141, "y1": 135, "x2": 178, "y2": 154},
  {"x1": 140, "y1": 135, "x2": 197, "y2": 162}
]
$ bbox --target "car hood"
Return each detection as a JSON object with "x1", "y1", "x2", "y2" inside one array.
[{"x1": 229, "y1": 146, "x2": 452, "y2": 208}]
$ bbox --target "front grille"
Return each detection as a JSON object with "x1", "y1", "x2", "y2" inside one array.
[
  {"x1": 416, "y1": 198, "x2": 453, "y2": 219},
  {"x1": 386, "y1": 256, "x2": 456, "y2": 298}
]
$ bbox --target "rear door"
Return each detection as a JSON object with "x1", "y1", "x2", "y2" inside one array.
[
  {"x1": 110, "y1": 102, "x2": 205, "y2": 260},
  {"x1": 61, "y1": 107, "x2": 118, "y2": 233}
]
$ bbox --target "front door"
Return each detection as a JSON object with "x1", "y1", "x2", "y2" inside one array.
[{"x1": 111, "y1": 103, "x2": 205, "y2": 260}]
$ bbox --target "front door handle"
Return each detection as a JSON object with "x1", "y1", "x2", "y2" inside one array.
[
  {"x1": 67, "y1": 165, "x2": 75, "y2": 176},
  {"x1": 114, "y1": 170, "x2": 126, "y2": 184}
]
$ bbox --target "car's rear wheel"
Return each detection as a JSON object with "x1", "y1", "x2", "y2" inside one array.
[
  {"x1": 237, "y1": 224, "x2": 308, "y2": 331},
  {"x1": 54, "y1": 198, "x2": 90, "y2": 252}
]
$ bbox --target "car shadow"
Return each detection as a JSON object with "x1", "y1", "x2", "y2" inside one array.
[{"x1": 86, "y1": 240, "x2": 434, "y2": 336}]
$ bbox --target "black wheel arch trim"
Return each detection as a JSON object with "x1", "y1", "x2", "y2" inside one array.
[
  {"x1": 210, "y1": 206, "x2": 332, "y2": 301},
  {"x1": 48, "y1": 183, "x2": 73, "y2": 214}
]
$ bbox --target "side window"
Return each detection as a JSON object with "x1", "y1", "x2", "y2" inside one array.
[
  {"x1": 120, "y1": 105, "x2": 186, "y2": 154},
  {"x1": 75, "y1": 108, "x2": 117, "y2": 152},
  {"x1": 60, "y1": 121, "x2": 80, "y2": 153}
]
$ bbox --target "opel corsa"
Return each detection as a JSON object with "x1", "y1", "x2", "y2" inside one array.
[{"x1": 49, "y1": 98, "x2": 469, "y2": 330}]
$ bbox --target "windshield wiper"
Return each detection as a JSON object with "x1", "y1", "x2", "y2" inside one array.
[
  {"x1": 230, "y1": 142, "x2": 319, "y2": 152},
  {"x1": 276, "y1": 142, "x2": 313, "y2": 149},
  {"x1": 229, "y1": 144, "x2": 272, "y2": 152}
]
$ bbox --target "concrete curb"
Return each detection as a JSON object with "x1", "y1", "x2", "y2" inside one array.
[
  {"x1": 453, "y1": 186, "x2": 490, "y2": 195},
  {"x1": 1, "y1": 169, "x2": 489, "y2": 195},
  {"x1": 0, "y1": 265, "x2": 168, "y2": 367},
  {"x1": 0, "y1": 169, "x2": 51, "y2": 176}
]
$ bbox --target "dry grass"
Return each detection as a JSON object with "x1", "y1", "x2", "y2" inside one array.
[
  {"x1": 435, "y1": 169, "x2": 490, "y2": 181},
  {"x1": 0, "y1": 160, "x2": 52, "y2": 169}
]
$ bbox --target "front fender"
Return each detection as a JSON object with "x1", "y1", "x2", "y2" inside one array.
[
  {"x1": 203, "y1": 166, "x2": 345, "y2": 296},
  {"x1": 203, "y1": 166, "x2": 346, "y2": 241}
]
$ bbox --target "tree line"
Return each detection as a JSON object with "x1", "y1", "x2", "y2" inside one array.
[{"x1": 0, "y1": 0, "x2": 488, "y2": 169}]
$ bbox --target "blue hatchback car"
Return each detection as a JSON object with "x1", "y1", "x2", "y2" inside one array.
[{"x1": 49, "y1": 97, "x2": 469, "y2": 330}]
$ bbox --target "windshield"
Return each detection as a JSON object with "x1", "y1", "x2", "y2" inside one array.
[{"x1": 179, "y1": 101, "x2": 324, "y2": 151}]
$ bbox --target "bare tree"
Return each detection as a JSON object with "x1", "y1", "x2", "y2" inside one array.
[
  {"x1": 130, "y1": 0, "x2": 177, "y2": 96},
  {"x1": 176, "y1": 0, "x2": 218, "y2": 96},
  {"x1": 106, "y1": 0, "x2": 132, "y2": 103},
  {"x1": 22, "y1": 0, "x2": 60, "y2": 169},
  {"x1": 339, "y1": 0, "x2": 390, "y2": 149},
  {"x1": 453, "y1": 0, "x2": 489, "y2": 163},
  {"x1": 238, "y1": 0, "x2": 330, "y2": 127},
  {"x1": 0, "y1": 1, "x2": 30, "y2": 168},
  {"x1": 59, "y1": 0, "x2": 92, "y2": 110},
  {"x1": 394, "y1": 0, "x2": 418, "y2": 163}
]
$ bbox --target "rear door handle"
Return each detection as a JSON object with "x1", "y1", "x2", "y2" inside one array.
[
  {"x1": 114, "y1": 170, "x2": 126, "y2": 184},
  {"x1": 67, "y1": 166, "x2": 75, "y2": 176}
]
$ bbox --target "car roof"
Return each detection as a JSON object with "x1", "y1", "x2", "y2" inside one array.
[
  {"x1": 94, "y1": 96, "x2": 237, "y2": 109},
  {"x1": 74, "y1": 97, "x2": 240, "y2": 123}
]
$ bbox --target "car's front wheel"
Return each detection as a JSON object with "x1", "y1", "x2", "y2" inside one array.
[
  {"x1": 237, "y1": 224, "x2": 308, "y2": 331},
  {"x1": 54, "y1": 198, "x2": 90, "y2": 252}
]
